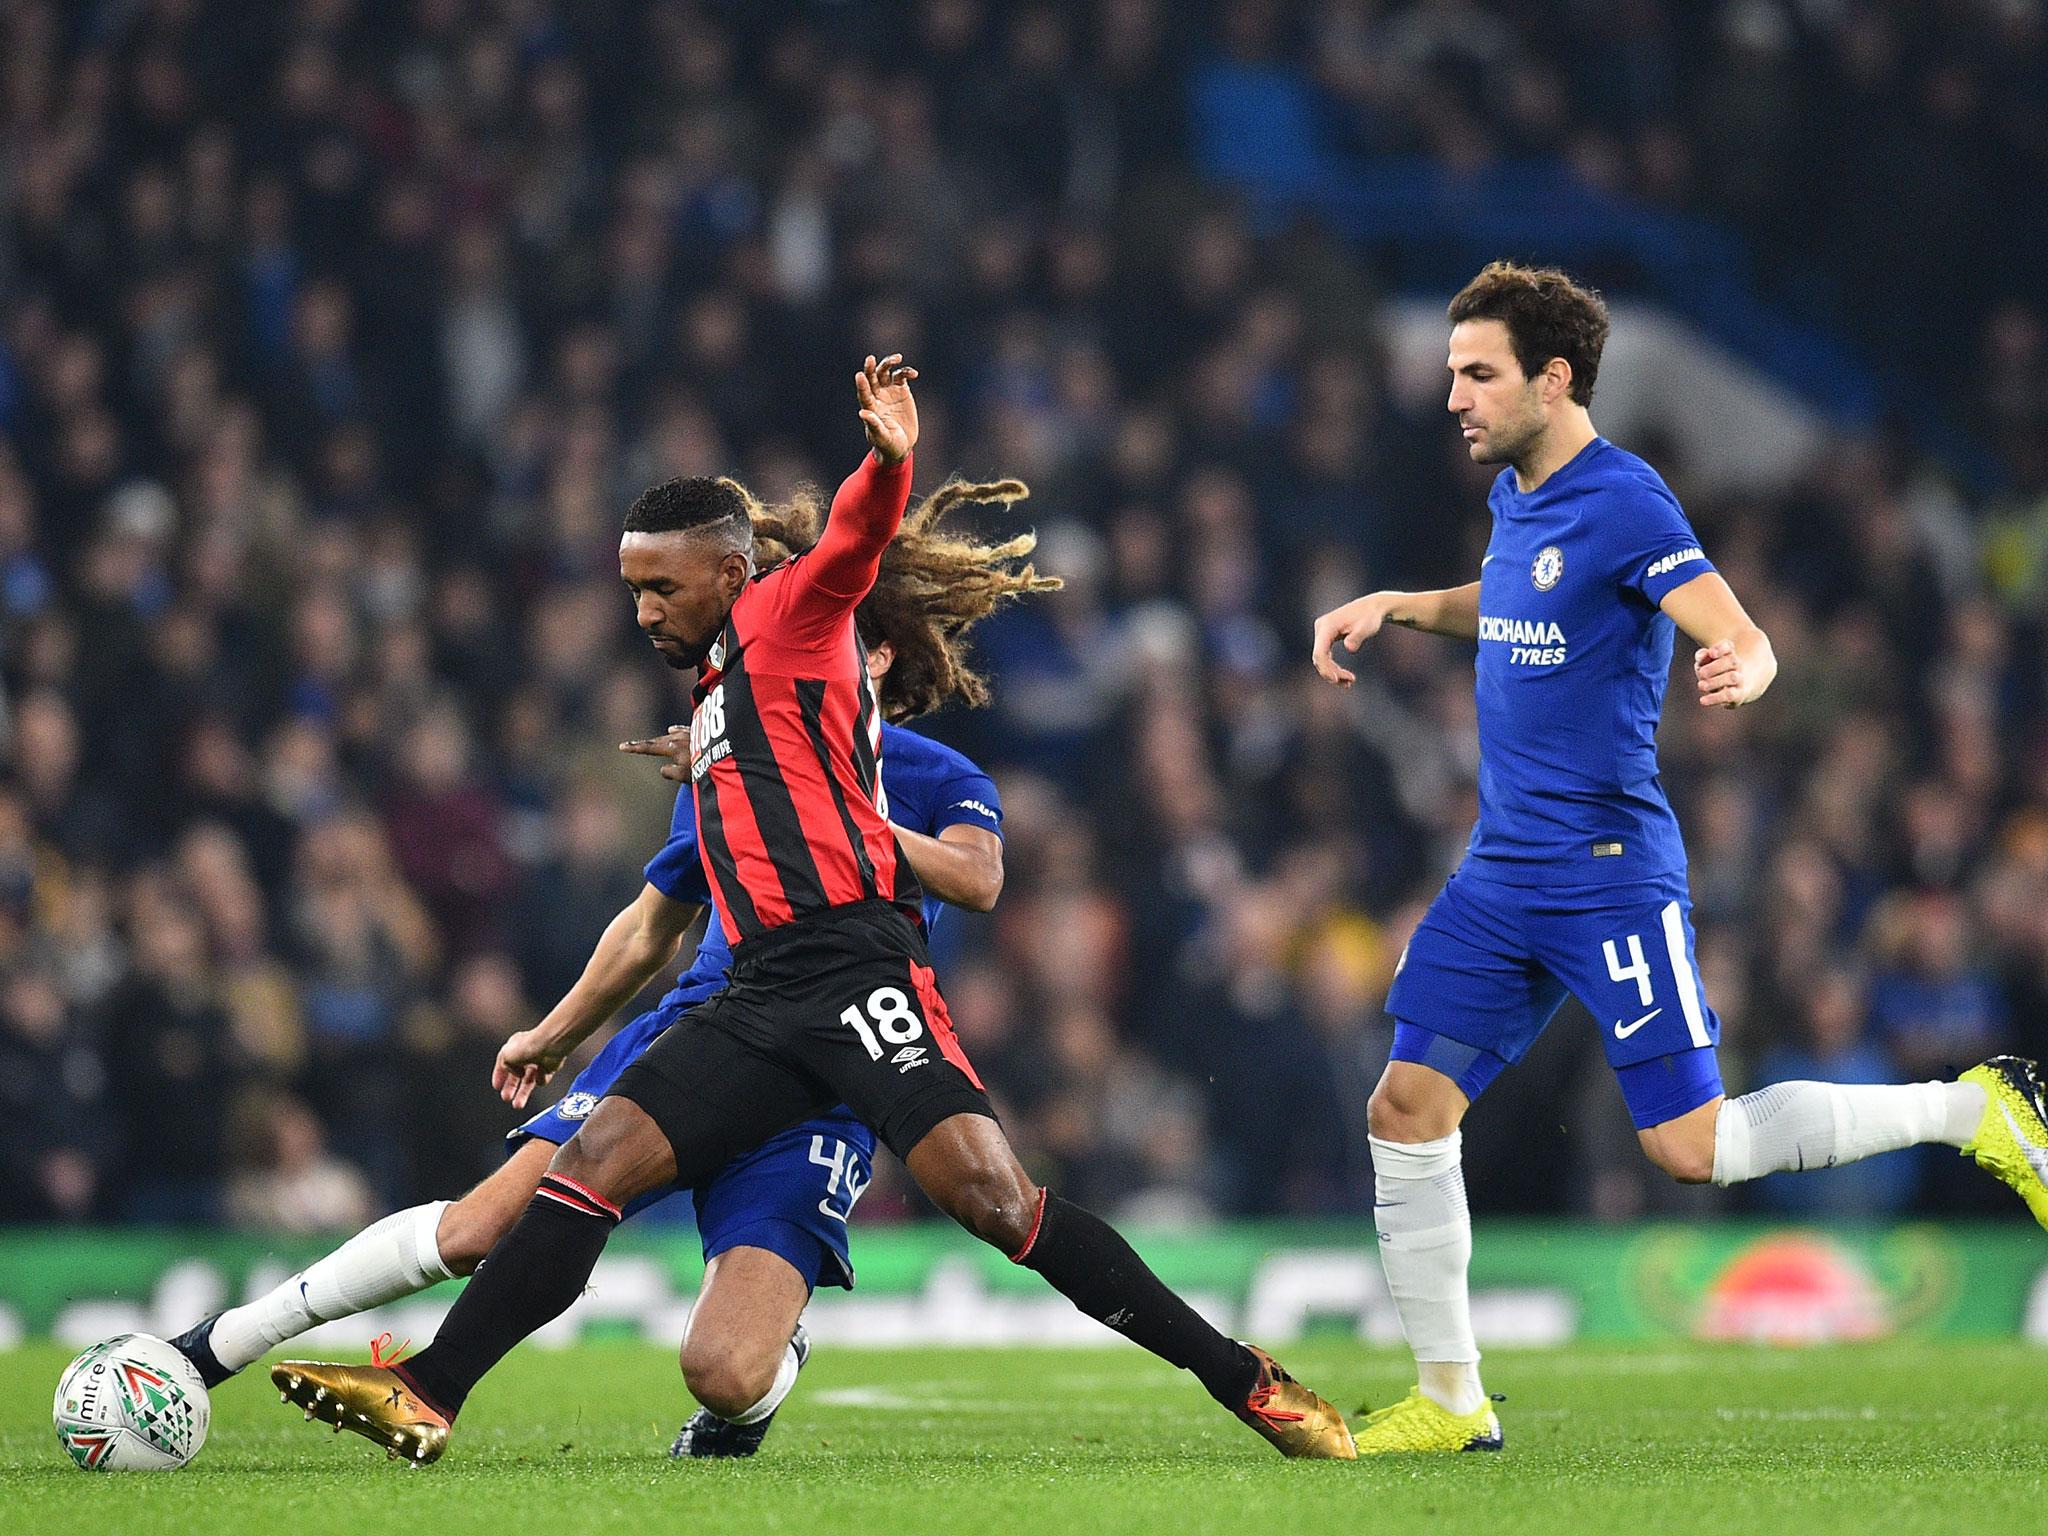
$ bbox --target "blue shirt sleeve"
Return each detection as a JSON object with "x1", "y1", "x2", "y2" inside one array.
[
  {"x1": 927, "y1": 767, "x2": 1003, "y2": 838},
  {"x1": 1613, "y1": 479, "x2": 1716, "y2": 607},
  {"x1": 643, "y1": 784, "x2": 712, "y2": 905}
]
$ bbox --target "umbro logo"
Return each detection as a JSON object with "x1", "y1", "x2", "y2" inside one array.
[{"x1": 892, "y1": 1045, "x2": 928, "y2": 1072}]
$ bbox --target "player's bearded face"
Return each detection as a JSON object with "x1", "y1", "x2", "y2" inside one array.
[
  {"x1": 1448, "y1": 319, "x2": 1548, "y2": 467},
  {"x1": 621, "y1": 536, "x2": 738, "y2": 670},
  {"x1": 1465, "y1": 379, "x2": 1547, "y2": 466}
]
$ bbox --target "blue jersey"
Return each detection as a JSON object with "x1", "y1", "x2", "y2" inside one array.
[
  {"x1": 643, "y1": 722, "x2": 1003, "y2": 1004},
  {"x1": 1466, "y1": 436, "x2": 1714, "y2": 888}
]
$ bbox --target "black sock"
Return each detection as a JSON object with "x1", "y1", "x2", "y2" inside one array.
[
  {"x1": 1014, "y1": 1191, "x2": 1258, "y2": 1406},
  {"x1": 397, "y1": 1174, "x2": 620, "y2": 1417}
]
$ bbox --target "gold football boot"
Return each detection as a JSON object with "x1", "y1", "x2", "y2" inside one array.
[
  {"x1": 272, "y1": 1347, "x2": 452, "y2": 1466},
  {"x1": 1233, "y1": 1344, "x2": 1357, "y2": 1459}
]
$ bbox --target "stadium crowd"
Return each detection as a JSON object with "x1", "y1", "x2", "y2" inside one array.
[{"x1": 2, "y1": 0, "x2": 2046, "y2": 1228}]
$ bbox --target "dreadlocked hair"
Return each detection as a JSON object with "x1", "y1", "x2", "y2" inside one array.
[{"x1": 743, "y1": 476, "x2": 1061, "y2": 722}]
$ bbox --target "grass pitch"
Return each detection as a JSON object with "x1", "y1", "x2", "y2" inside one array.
[{"x1": 5, "y1": 1339, "x2": 2045, "y2": 1535}]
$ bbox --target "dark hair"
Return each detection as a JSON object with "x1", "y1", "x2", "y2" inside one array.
[
  {"x1": 747, "y1": 477, "x2": 1061, "y2": 722},
  {"x1": 1447, "y1": 261, "x2": 1610, "y2": 406},
  {"x1": 623, "y1": 476, "x2": 754, "y2": 548}
]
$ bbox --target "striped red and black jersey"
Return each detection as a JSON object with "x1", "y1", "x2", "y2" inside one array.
[{"x1": 686, "y1": 450, "x2": 926, "y2": 946}]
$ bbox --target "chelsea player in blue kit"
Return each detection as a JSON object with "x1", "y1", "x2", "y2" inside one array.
[
  {"x1": 1313, "y1": 262, "x2": 2048, "y2": 1454},
  {"x1": 170, "y1": 480, "x2": 1052, "y2": 1459}
]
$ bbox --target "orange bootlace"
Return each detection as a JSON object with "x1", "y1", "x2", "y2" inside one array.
[
  {"x1": 369, "y1": 1331, "x2": 413, "y2": 1369},
  {"x1": 1243, "y1": 1379, "x2": 1306, "y2": 1428}
]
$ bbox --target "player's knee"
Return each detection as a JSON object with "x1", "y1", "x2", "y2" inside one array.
[
  {"x1": 434, "y1": 1198, "x2": 497, "y2": 1275},
  {"x1": 1642, "y1": 1127, "x2": 1715, "y2": 1184},
  {"x1": 548, "y1": 1101, "x2": 644, "y2": 1196},
  {"x1": 680, "y1": 1341, "x2": 775, "y2": 1420},
  {"x1": 946, "y1": 1166, "x2": 1040, "y2": 1252},
  {"x1": 1368, "y1": 1078, "x2": 1456, "y2": 1143}
]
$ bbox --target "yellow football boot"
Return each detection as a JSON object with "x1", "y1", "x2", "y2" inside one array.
[
  {"x1": 1352, "y1": 1387, "x2": 1503, "y2": 1454},
  {"x1": 1233, "y1": 1344, "x2": 1357, "y2": 1459},
  {"x1": 1961, "y1": 1056, "x2": 2048, "y2": 1231},
  {"x1": 272, "y1": 1355, "x2": 452, "y2": 1465}
]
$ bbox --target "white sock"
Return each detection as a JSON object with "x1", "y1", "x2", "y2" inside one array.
[
  {"x1": 1711, "y1": 1080, "x2": 1986, "y2": 1186},
  {"x1": 727, "y1": 1340, "x2": 802, "y2": 1426},
  {"x1": 1370, "y1": 1131, "x2": 1484, "y2": 1416},
  {"x1": 211, "y1": 1201, "x2": 456, "y2": 1372}
]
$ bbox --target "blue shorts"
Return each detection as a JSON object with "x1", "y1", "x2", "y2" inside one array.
[
  {"x1": 510, "y1": 1001, "x2": 876, "y2": 1290},
  {"x1": 1385, "y1": 867, "x2": 1725, "y2": 1130}
]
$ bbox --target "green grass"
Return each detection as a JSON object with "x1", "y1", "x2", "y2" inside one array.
[{"x1": 6, "y1": 1340, "x2": 2046, "y2": 1535}]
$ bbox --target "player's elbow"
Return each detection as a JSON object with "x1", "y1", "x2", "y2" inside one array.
[{"x1": 962, "y1": 853, "x2": 1004, "y2": 912}]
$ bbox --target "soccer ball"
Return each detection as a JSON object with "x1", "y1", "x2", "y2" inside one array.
[{"x1": 53, "y1": 1333, "x2": 211, "y2": 1471}]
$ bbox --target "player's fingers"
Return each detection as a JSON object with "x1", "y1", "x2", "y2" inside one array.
[{"x1": 660, "y1": 761, "x2": 688, "y2": 783}]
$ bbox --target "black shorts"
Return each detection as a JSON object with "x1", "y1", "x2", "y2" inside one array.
[{"x1": 609, "y1": 900, "x2": 994, "y2": 1178}]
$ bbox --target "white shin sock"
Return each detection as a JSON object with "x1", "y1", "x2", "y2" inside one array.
[
  {"x1": 1710, "y1": 1080, "x2": 1985, "y2": 1186},
  {"x1": 1370, "y1": 1131, "x2": 1484, "y2": 1415},
  {"x1": 210, "y1": 1201, "x2": 456, "y2": 1372},
  {"x1": 728, "y1": 1340, "x2": 802, "y2": 1426}
]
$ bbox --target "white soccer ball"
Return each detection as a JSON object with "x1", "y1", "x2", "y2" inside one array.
[{"x1": 53, "y1": 1333, "x2": 211, "y2": 1471}]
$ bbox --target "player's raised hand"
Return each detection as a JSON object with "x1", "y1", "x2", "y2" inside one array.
[
  {"x1": 1311, "y1": 594, "x2": 1392, "y2": 687},
  {"x1": 620, "y1": 723, "x2": 690, "y2": 784},
  {"x1": 856, "y1": 353, "x2": 919, "y2": 464},
  {"x1": 1694, "y1": 641, "x2": 1749, "y2": 708},
  {"x1": 494, "y1": 1027, "x2": 570, "y2": 1110}
]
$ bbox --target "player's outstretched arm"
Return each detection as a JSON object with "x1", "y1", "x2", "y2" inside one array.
[
  {"x1": 1661, "y1": 571, "x2": 1776, "y2": 709},
  {"x1": 791, "y1": 354, "x2": 919, "y2": 611},
  {"x1": 494, "y1": 882, "x2": 702, "y2": 1109},
  {"x1": 1312, "y1": 582, "x2": 1481, "y2": 686}
]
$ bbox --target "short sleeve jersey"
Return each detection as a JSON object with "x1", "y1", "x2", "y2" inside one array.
[
  {"x1": 1466, "y1": 436, "x2": 1715, "y2": 887},
  {"x1": 645, "y1": 722, "x2": 1002, "y2": 1010}
]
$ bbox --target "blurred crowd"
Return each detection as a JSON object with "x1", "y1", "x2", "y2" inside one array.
[{"x1": 2, "y1": 0, "x2": 2046, "y2": 1230}]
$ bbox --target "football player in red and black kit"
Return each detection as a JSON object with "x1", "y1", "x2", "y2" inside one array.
[{"x1": 272, "y1": 355, "x2": 1355, "y2": 1463}]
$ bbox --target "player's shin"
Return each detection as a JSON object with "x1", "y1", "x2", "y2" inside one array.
[
  {"x1": 394, "y1": 1174, "x2": 621, "y2": 1418},
  {"x1": 1709, "y1": 1079, "x2": 1987, "y2": 1184},
  {"x1": 206, "y1": 1201, "x2": 456, "y2": 1376},
  {"x1": 1369, "y1": 1132, "x2": 1485, "y2": 1415},
  {"x1": 1012, "y1": 1190, "x2": 1260, "y2": 1405}
]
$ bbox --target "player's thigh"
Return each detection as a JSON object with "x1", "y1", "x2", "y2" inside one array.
[
  {"x1": 1386, "y1": 872, "x2": 1565, "y2": 1084},
  {"x1": 794, "y1": 955, "x2": 998, "y2": 1165},
  {"x1": 439, "y1": 1136, "x2": 555, "y2": 1273},
  {"x1": 1533, "y1": 879, "x2": 1728, "y2": 1129},
  {"x1": 608, "y1": 1007, "x2": 829, "y2": 1187}
]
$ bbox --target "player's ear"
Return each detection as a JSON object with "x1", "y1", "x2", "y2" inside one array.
[
  {"x1": 719, "y1": 547, "x2": 751, "y2": 599},
  {"x1": 1543, "y1": 356, "x2": 1574, "y2": 404}
]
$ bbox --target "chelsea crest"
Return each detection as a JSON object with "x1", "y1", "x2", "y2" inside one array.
[{"x1": 1531, "y1": 545, "x2": 1564, "y2": 591}]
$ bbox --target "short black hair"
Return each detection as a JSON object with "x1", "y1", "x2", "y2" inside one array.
[
  {"x1": 1448, "y1": 261, "x2": 1610, "y2": 406},
  {"x1": 624, "y1": 476, "x2": 753, "y2": 541}
]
